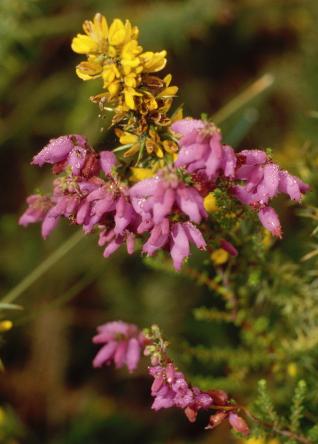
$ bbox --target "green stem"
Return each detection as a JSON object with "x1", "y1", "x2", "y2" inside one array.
[
  {"x1": 212, "y1": 73, "x2": 274, "y2": 125},
  {"x1": 1, "y1": 231, "x2": 84, "y2": 304}
]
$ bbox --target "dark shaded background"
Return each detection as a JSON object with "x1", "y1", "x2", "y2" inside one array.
[{"x1": 1, "y1": 0, "x2": 318, "y2": 442}]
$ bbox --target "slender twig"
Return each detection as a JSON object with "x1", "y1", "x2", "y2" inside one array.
[
  {"x1": 212, "y1": 73, "x2": 274, "y2": 125},
  {"x1": 1, "y1": 231, "x2": 84, "y2": 304}
]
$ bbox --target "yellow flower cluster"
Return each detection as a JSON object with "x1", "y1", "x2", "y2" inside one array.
[
  {"x1": 72, "y1": 13, "x2": 169, "y2": 111},
  {"x1": 72, "y1": 13, "x2": 180, "y2": 165},
  {"x1": 210, "y1": 248, "x2": 229, "y2": 265}
]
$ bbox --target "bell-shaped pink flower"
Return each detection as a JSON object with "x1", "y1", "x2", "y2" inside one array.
[
  {"x1": 19, "y1": 194, "x2": 51, "y2": 227},
  {"x1": 93, "y1": 321, "x2": 146, "y2": 373},
  {"x1": 228, "y1": 413, "x2": 250, "y2": 436},
  {"x1": 172, "y1": 118, "x2": 237, "y2": 180},
  {"x1": 258, "y1": 206, "x2": 282, "y2": 238},
  {"x1": 32, "y1": 135, "x2": 87, "y2": 166},
  {"x1": 100, "y1": 151, "x2": 117, "y2": 175},
  {"x1": 130, "y1": 167, "x2": 207, "y2": 227}
]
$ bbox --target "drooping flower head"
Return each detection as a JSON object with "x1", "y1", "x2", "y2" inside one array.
[
  {"x1": 130, "y1": 166, "x2": 207, "y2": 226},
  {"x1": 32, "y1": 134, "x2": 99, "y2": 178},
  {"x1": 19, "y1": 194, "x2": 52, "y2": 229},
  {"x1": 233, "y1": 149, "x2": 309, "y2": 236},
  {"x1": 93, "y1": 321, "x2": 146, "y2": 372},
  {"x1": 172, "y1": 118, "x2": 237, "y2": 181}
]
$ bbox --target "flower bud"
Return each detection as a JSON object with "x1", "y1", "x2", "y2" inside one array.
[
  {"x1": 184, "y1": 406, "x2": 197, "y2": 423},
  {"x1": 228, "y1": 412, "x2": 249, "y2": 436},
  {"x1": 205, "y1": 411, "x2": 227, "y2": 430}
]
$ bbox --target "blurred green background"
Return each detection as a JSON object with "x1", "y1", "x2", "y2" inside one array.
[{"x1": 1, "y1": 0, "x2": 318, "y2": 443}]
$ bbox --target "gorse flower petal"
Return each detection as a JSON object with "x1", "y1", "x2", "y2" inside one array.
[{"x1": 108, "y1": 18, "x2": 126, "y2": 46}]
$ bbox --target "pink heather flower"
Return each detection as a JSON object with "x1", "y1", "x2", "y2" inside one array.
[
  {"x1": 98, "y1": 228, "x2": 136, "y2": 257},
  {"x1": 100, "y1": 151, "x2": 117, "y2": 175},
  {"x1": 77, "y1": 183, "x2": 117, "y2": 233},
  {"x1": 205, "y1": 411, "x2": 228, "y2": 429},
  {"x1": 130, "y1": 167, "x2": 207, "y2": 226},
  {"x1": 172, "y1": 118, "x2": 237, "y2": 180},
  {"x1": 92, "y1": 321, "x2": 145, "y2": 373},
  {"x1": 143, "y1": 220, "x2": 206, "y2": 271},
  {"x1": 114, "y1": 195, "x2": 135, "y2": 235},
  {"x1": 170, "y1": 222, "x2": 206, "y2": 270},
  {"x1": 18, "y1": 193, "x2": 65, "y2": 240},
  {"x1": 233, "y1": 149, "x2": 309, "y2": 237},
  {"x1": 220, "y1": 239, "x2": 238, "y2": 256},
  {"x1": 234, "y1": 149, "x2": 309, "y2": 206},
  {"x1": 149, "y1": 362, "x2": 213, "y2": 413},
  {"x1": 258, "y1": 206, "x2": 282, "y2": 237},
  {"x1": 41, "y1": 207, "x2": 62, "y2": 239},
  {"x1": 278, "y1": 170, "x2": 309, "y2": 201},
  {"x1": 77, "y1": 181, "x2": 136, "y2": 237},
  {"x1": 32, "y1": 134, "x2": 86, "y2": 166},
  {"x1": 228, "y1": 413, "x2": 250, "y2": 436},
  {"x1": 19, "y1": 194, "x2": 51, "y2": 227},
  {"x1": 40, "y1": 176, "x2": 103, "y2": 238},
  {"x1": 32, "y1": 134, "x2": 101, "y2": 178},
  {"x1": 171, "y1": 118, "x2": 205, "y2": 142}
]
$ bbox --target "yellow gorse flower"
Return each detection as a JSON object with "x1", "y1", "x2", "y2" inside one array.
[
  {"x1": 204, "y1": 193, "x2": 218, "y2": 213},
  {"x1": 0, "y1": 407, "x2": 5, "y2": 425},
  {"x1": 210, "y1": 248, "x2": 229, "y2": 265},
  {"x1": 72, "y1": 13, "x2": 180, "y2": 165},
  {"x1": 130, "y1": 167, "x2": 154, "y2": 182},
  {"x1": 287, "y1": 362, "x2": 298, "y2": 378},
  {"x1": 0, "y1": 320, "x2": 13, "y2": 332},
  {"x1": 72, "y1": 13, "x2": 167, "y2": 111}
]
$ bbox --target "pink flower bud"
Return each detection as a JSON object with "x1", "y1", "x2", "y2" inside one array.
[
  {"x1": 258, "y1": 206, "x2": 282, "y2": 238},
  {"x1": 228, "y1": 413, "x2": 249, "y2": 436},
  {"x1": 184, "y1": 406, "x2": 197, "y2": 423},
  {"x1": 220, "y1": 240, "x2": 238, "y2": 257},
  {"x1": 207, "y1": 389, "x2": 229, "y2": 405},
  {"x1": 205, "y1": 411, "x2": 228, "y2": 430},
  {"x1": 100, "y1": 151, "x2": 117, "y2": 175}
]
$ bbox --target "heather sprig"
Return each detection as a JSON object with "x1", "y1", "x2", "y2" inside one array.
[{"x1": 16, "y1": 12, "x2": 314, "y2": 441}]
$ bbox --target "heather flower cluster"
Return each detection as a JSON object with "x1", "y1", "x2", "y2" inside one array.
[
  {"x1": 20, "y1": 13, "x2": 309, "y2": 271},
  {"x1": 20, "y1": 117, "x2": 309, "y2": 270},
  {"x1": 18, "y1": 13, "x2": 312, "y2": 439},
  {"x1": 92, "y1": 321, "x2": 250, "y2": 434},
  {"x1": 172, "y1": 118, "x2": 309, "y2": 239},
  {"x1": 92, "y1": 321, "x2": 146, "y2": 372}
]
